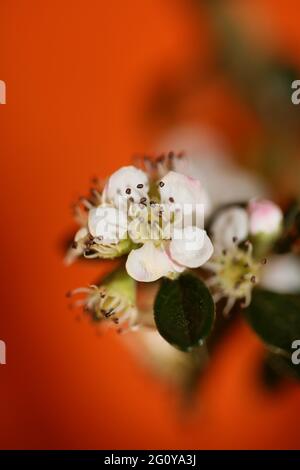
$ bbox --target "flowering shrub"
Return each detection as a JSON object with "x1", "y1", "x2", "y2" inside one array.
[{"x1": 66, "y1": 152, "x2": 300, "y2": 383}]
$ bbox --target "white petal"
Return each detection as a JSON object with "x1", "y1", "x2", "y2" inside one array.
[
  {"x1": 126, "y1": 242, "x2": 176, "y2": 282},
  {"x1": 211, "y1": 207, "x2": 249, "y2": 250},
  {"x1": 74, "y1": 227, "x2": 88, "y2": 242},
  {"x1": 105, "y1": 166, "x2": 149, "y2": 206},
  {"x1": 169, "y1": 226, "x2": 214, "y2": 268},
  {"x1": 260, "y1": 254, "x2": 300, "y2": 293},
  {"x1": 88, "y1": 205, "x2": 127, "y2": 243},
  {"x1": 159, "y1": 171, "x2": 211, "y2": 225}
]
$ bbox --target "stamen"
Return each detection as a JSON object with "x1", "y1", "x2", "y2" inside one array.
[
  {"x1": 137, "y1": 183, "x2": 144, "y2": 189},
  {"x1": 125, "y1": 188, "x2": 131, "y2": 194},
  {"x1": 169, "y1": 197, "x2": 174, "y2": 203}
]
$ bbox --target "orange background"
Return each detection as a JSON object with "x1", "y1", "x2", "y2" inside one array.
[{"x1": 1, "y1": 0, "x2": 300, "y2": 449}]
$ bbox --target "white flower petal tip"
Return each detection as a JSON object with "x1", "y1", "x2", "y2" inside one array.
[
  {"x1": 248, "y1": 199, "x2": 283, "y2": 236},
  {"x1": 169, "y1": 227, "x2": 214, "y2": 268},
  {"x1": 104, "y1": 166, "x2": 149, "y2": 206},
  {"x1": 211, "y1": 207, "x2": 249, "y2": 250},
  {"x1": 126, "y1": 242, "x2": 176, "y2": 282}
]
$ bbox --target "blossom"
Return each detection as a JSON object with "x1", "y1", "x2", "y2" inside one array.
[
  {"x1": 122, "y1": 168, "x2": 213, "y2": 282},
  {"x1": 70, "y1": 164, "x2": 214, "y2": 282}
]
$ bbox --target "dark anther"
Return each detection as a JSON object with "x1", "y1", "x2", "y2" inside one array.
[
  {"x1": 137, "y1": 183, "x2": 144, "y2": 189},
  {"x1": 169, "y1": 197, "x2": 174, "y2": 203},
  {"x1": 125, "y1": 188, "x2": 131, "y2": 194},
  {"x1": 71, "y1": 241, "x2": 78, "y2": 249},
  {"x1": 159, "y1": 181, "x2": 164, "y2": 188}
]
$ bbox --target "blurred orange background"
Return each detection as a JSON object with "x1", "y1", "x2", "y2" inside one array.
[{"x1": 1, "y1": 0, "x2": 300, "y2": 449}]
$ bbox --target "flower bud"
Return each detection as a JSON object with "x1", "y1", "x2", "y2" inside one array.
[
  {"x1": 248, "y1": 199, "x2": 283, "y2": 258},
  {"x1": 248, "y1": 199, "x2": 283, "y2": 237}
]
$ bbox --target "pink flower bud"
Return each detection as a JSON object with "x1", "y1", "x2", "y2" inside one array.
[{"x1": 248, "y1": 199, "x2": 283, "y2": 236}]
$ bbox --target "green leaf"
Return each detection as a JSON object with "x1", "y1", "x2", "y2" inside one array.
[
  {"x1": 154, "y1": 273, "x2": 215, "y2": 351},
  {"x1": 244, "y1": 289, "x2": 300, "y2": 353}
]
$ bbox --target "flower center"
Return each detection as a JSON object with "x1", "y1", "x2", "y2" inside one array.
[{"x1": 206, "y1": 241, "x2": 263, "y2": 314}]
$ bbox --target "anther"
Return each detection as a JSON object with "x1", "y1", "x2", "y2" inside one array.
[
  {"x1": 125, "y1": 188, "x2": 131, "y2": 194},
  {"x1": 169, "y1": 197, "x2": 174, "y2": 203},
  {"x1": 159, "y1": 181, "x2": 164, "y2": 188},
  {"x1": 137, "y1": 183, "x2": 144, "y2": 189},
  {"x1": 261, "y1": 258, "x2": 267, "y2": 265}
]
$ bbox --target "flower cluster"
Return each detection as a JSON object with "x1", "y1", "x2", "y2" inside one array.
[{"x1": 66, "y1": 153, "x2": 287, "y2": 336}]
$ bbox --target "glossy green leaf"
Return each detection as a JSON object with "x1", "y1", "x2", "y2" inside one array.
[
  {"x1": 154, "y1": 273, "x2": 215, "y2": 351},
  {"x1": 244, "y1": 289, "x2": 300, "y2": 353}
]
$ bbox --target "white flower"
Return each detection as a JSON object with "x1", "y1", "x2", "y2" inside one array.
[
  {"x1": 248, "y1": 199, "x2": 283, "y2": 236},
  {"x1": 124, "y1": 169, "x2": 213, "y2": 282},
  {"x1": 69, "y1": 164, "x2": 213, "y2": 282}
]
